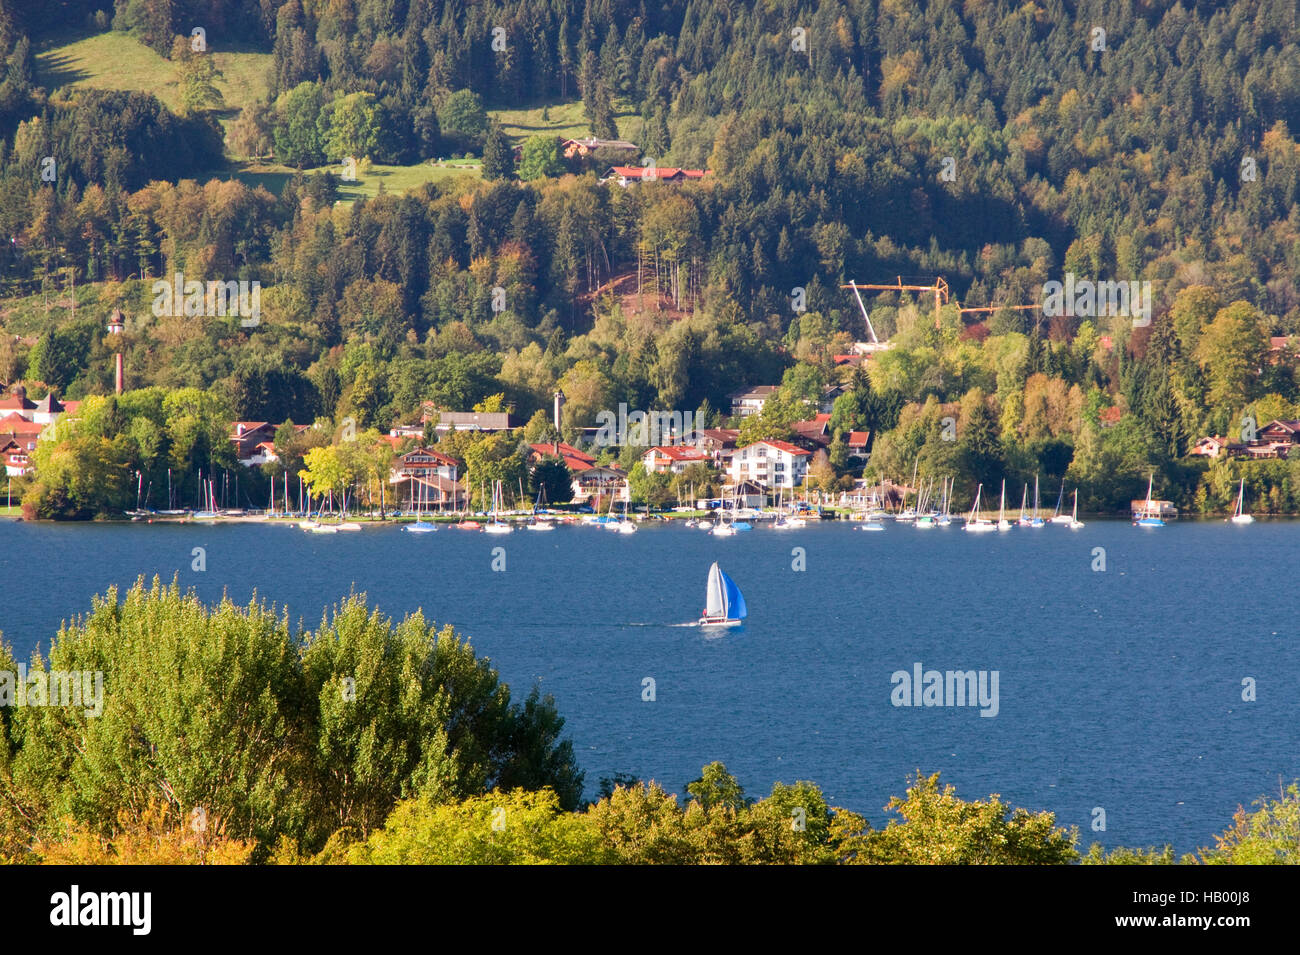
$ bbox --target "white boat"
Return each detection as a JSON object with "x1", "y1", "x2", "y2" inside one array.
[
  {"x1": 1049, "y1": 481, "x2": 1071, "y2": 524},
  {"x1": 997, "y1": 480, "x2": 1013, "y2": 531},
  {"x1": 484, "y1": 480, "x2": 513, "y2": 533},
  {"x1": 307, "y1": 523, "x2": 339, "y2": 534},
  {"x1": 1229, "y1": 478, "x2": 1254, "y2": 524},
  {"x1": 404, "y1": 521, "x2": 437, "y2": 533},
  {"x1": 336, "y1": 522, "x2": 362, "y2": 531},
  {"x1": 697, "y1": 562, "x2": 747, "y2": 628},
  {"x1": 964, "y1": 484, "x2": 996, "y2": 532},
  {"x1": 525, "y1": 519, "x2": 554, "y2": 530},
  {"x1": 1067, "y1": 488, "x2": 1084, "y2": 529}
]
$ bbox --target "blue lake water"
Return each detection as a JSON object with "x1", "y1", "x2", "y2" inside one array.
[{"x1": 2, "y1": 517, "x2": 1297, "y2": 854}]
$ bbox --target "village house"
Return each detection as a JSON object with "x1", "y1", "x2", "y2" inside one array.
[
  {"x1": 641, "y1": 445, "x2": 709, "y2": 474},
  {"x1": 790, "y1": 413, "x2": 833, "y2": 452},
  {"x1": 600, "y1": 166, "x2": 709, "y2": 186},
  {"x1": 392, "y1": 446, "x2": 460, "y2": 482},
  {"x1": 848, "y1": 430, "x2": 872, "y2": 461},
  {"x1": 693, "y1": 428, "x2": 739, "y2": 466},
  {"x1": 1189, "y1": 435, "x2": 1238, "y2": 459},
  {"x1": 393, "y1": 473, "x2": 467, "y2": 510},
  {"x1": 727, "y1": 439, "x2": 811, "y2": 490},
  {"x1": 230, "y1": 421, "x2": 310, "y2": 467},
  {"x1": 571, "y1": 463, "x2": 630, "y2": 507},
  {"x1": 729, "y1": 385, "x2": 778, "y2": 419},
  {"x1": 0, "y1": 385, "x2": 80, "y2": 476},
  {"x1": 1193, "y1": 419, "x2": 1300, "y2": 461}
]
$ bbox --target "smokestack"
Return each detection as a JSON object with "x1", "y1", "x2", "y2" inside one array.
[
  {"x1": 115, "y1": 353, "x2": 123, "y2": 395},
  {"x1": 553, "y1": 389, "x2": 565, "y2": 432}
]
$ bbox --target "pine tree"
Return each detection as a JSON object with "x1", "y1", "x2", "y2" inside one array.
[{"x1": 482, "y1": 122, "x2": 514, "y2": 180}]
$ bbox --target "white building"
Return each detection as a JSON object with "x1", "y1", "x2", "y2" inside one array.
[
  {"x1": 727, "y1": 439, "x2": 811, "y2": 490},
  {"x1": 728, "y1": 385, "x2": 778, "y2": 418}
]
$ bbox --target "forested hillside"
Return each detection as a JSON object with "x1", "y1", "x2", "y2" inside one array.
[{"x1": 3, "y1": 0, "x2": 1300, "y2": 514}]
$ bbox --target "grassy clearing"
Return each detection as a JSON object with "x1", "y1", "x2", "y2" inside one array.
[
  {"x1": 230, "y1": 159, "x2": 479, "y2": 203},
  {"x1": 34, "y1": 29, "x2": 271, "y2": 135},
  {"x1": 491, "y1": 99, "x2": 642, "y2": 145}
]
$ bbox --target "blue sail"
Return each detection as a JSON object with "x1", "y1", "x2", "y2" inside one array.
[{"x1": 721, "y1": 570, "x2": 747, "y2": 619}]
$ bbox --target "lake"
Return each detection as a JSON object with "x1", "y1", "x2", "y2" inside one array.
[{"x1": 3, "y1": 516, "x2": 1297, "y2": 854}]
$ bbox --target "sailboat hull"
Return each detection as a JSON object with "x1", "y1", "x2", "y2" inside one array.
[{"x1": 697, "y1": 617, "x2": 743, "y2": 628}]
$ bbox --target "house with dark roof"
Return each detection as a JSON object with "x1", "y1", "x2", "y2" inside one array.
[
  {"x1": 790, "y1": 413, "x2": 832, "y2": 452},
  {"x1": 729, "y1": 385, "x2": 778, "y2": 418},
  {"x1": 693, "y1": 428, "x2": 739, "y2": 466}
]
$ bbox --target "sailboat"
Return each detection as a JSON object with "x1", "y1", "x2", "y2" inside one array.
[
  {"x1": 936, "y1": 477, "x2": 953, "y2": 526},
  {"x1": 1135, "y1": 474, "x2": 1165, "y2": 527},
  {"x1": 697, "y1": 562, "x2": 747, "y2": 628},
  {"x1": 1028, "y1": 475, "x2": 1045, "y2": 527},
  {"x1": 614, "y1": 498, "x2": 637, "y2": 533},
  {"x1": 997, "y1": 479, "x2": 1012, "y2": 531},
  {"x1": 483, "y1": 481, "x2": 513, "y2": 533},
  {"x1": 404, "y1": 475, "x2": 436, "y2": 532},
  {"x1": 525, "y1": 484, "x2": 554, "y2": 530},
  {"x1": 964, "y1": 483, "x2": 996, "y2": 532},
  {"x1": 1067, "y1": 489, "x2": 1084, "y2": 529},
  {"x1": 1229, "y1": 478, "x2": 1254, "y2": 524},
  {"x1": 1016, "y1": 483, "x2": 1032, "y2": 527},
  {"x1": 1049, "y1": 481, "x2": 1071, "y2": 524}
]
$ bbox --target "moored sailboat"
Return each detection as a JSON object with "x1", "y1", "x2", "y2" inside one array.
[{"x1": 1229, "y1": 478, "x2": 1254, "y2": 524}]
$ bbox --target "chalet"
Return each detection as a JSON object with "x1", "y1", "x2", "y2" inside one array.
[
  {"x1": 848, "y1": 430, "x2": 872, "y2": 461},
  {"x1": 571, "y1": 463, "x2": 630, "y2": 507},
  {"x1": 727, "y1": 439, "x2": 811, "y2": 490},
  {"x1": 791, "y1": 413, "x2": 832, "y2": 451},
  {"x1": 1190, "y1": 436, "x2": 1237, "y2": 459},
  {"x1": 230, "y1": 421, "x2": 310, "y2": 466},
  {"x1": 641, "y1": 445, "x2": 709, "y2": 474},
  {"x1": 1098, "y1": 406, "x2": 1124, "y2": 429},
  {"x1": 599, "y1": 166, "x2": 709, "y2": 186},
  {"x1": 694, "y1": 428, "x2": 739, "y2": 466},
  {"x1": 1, "y1": 431, "x2": 38, "y2": 476},
  {"x1": 729, "y1": 385, "x2": 778, "y2": 419},
  {"x1": 833, "y1": 353, "x2": 866, "y2": 367},
  {"x1": 391, "y1": 446, "x2": 460, "y2": 483},
  {"x1": 231, "y1": 422, "x2": 277, "y2": 463},
  {"x1": 562, "y1": 137, "x2": 638, "y2": 159}
]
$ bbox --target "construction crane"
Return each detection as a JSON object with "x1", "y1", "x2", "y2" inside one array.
[
  {"x1": 841, "y1": 277, "x2": 950, "y2": 331},
  {"x1": 956, "y1": 303, "x2": 1042, "y2": 315}
]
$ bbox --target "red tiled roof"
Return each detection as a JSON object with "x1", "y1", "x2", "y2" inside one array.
[
  {"x1": 644, "y1": 445, "x2": 708, "y2": 462},
  {"x1": 848, "y1": 430, "x2": 870, "y2": 446},
  {"x1": 530, "y1": 442, "x2": 595, "y2": 465}
]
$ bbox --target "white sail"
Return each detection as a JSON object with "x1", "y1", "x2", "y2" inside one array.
[{"x1": 705, "y1": 562, "x2": 728, "y2": 618}]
